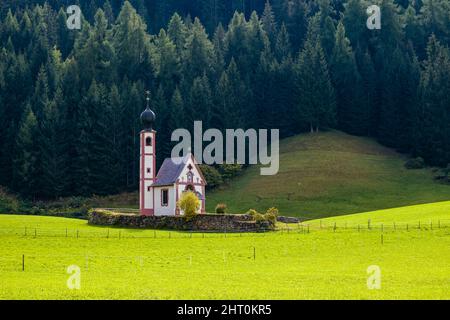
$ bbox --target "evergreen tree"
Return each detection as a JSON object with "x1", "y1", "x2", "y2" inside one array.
[
  {"x1": 295, "y1": 36, "x2": 336, "y2": 132},
  {"x1": 13, "y1": 105, "x2": 39, "y2": 198},
  {"x1": 37, "y1": 90, "x2": 66, "y2": 198},
  {"x1": 275, "y1": 23, "x2": 292, "y2": 61},
  {"x1": 32, "y1": 66, "x2": 50, "y2": 122},
  {"x1": 169, "y1": 87, "x2": 186, "y2": 130},
  {"x1": 154, "y1": 85, "x2": 171, "y2": 165},
  {"x1": 188, "y1": 74, "x2": 213, "y2": 127},
  {"x1": 153, "y1": 29, "x2": 180, "y2": 95},
  {"x1": 261, "y1": 1, "x2": 278, "y2": 48},
  {"x1": 330, "y1": 22, "x2": 363, "y2": 134},
  {"x1": 167, "y1": 13, "x2": 188, "y2": 55},
  {"x1": 418, "y1": 35, "x2": 450, "y2": 165},
  {"x1": 77, "y1": 9, "x2": 116, "y2": 87},
  {"x1": 420, "y1": 0, "x2": 450, "y2": 40},
  {"x1": 183, "y1": 18, "x2": 214, "y2": 81},
  {"x1": 343, "y1": 0, "x2": 369, "y2": 49},
  {"x1": 112, "y1": 0, "x2": 152, "y2": 81},
  {"x1": 103, "y1": 0, "x2": 115, "y2": 25}
]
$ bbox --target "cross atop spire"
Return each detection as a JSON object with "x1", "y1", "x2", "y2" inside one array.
[
  {"x1": 145, "y1": 90, "x2": 151, "y2": 108},
  {"x1": 141, "y1": 90, "x2": 155, "y2": 130}
]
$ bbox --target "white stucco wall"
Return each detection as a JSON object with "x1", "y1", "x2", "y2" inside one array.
[
  {"x1": 176, "y1": 156, "x2": 206, "y2": 214},
  {"x1": 153, "y1": 185, "x2": 176, "y2": 216},
  {"x1": 140, "y1": 131, "x2": 155, "y2": 212},
  {"x1": 142, "y1": 131, "x2": 155, "y2": 181},
  {"x1": 177, "y1": 157, "x2": 205, "y2": 185}
]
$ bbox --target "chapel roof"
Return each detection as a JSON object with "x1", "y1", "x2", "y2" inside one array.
[{"x1": 152, "y1": 155, "x2": 190, "y2": 187}]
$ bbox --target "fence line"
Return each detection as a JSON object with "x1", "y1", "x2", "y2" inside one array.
[{"x1": 0, "y1": 219, "x2": 448, "y2": 240}]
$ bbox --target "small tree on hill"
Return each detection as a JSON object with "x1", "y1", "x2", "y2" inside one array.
[{"x1": 178, "y1": 191, "x2": 200, "y2": 220}]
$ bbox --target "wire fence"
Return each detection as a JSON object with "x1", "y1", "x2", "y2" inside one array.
[
  {"x1": 0, "y1": 218, "x2": 448, "y2": 240},
  {"x1": 296, "y1": 218, "x2": 450, "y2": 233},
  {"x1": 0, "y1": 220, "x2": 448, "y2": 276},
  {"x1": 0, "y1": 247, "x2": 267, "y2": 274}
]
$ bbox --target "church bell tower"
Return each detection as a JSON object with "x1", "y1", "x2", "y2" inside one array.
[{"x1": 139, "y1": 91, "x2": 156, "y2": 216}]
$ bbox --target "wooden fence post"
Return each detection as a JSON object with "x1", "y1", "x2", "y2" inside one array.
[
  {"x1": 253, "y1": 247, "x2": 256, "y2": 260},
  {"x1": 368, "y1": 219, "x2": 371, "y2": 230},
  {"x1": 22, "y1": 254, "x2": 25, "y2": 271}
]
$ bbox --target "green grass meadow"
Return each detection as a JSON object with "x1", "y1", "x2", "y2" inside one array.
[
  {"x1": 207, "y1": 131, "x2": 450, "y2": 218},
  {"x1": 1, "y1": 201, "x2": 449, "y2": 299}
]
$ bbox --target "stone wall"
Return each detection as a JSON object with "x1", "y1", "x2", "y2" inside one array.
[
  {"x1": 88, "y1": 210, "x2": 274, "y2": 232},
  {"x1": 277, "y1": 216, "x2": 300, "y2": 223}
]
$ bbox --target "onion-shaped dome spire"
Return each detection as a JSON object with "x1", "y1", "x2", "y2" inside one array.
[{"x1": 140, "y1": 90, "x2": 156, "y2": 131}]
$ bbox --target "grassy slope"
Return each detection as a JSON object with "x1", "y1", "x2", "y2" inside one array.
[
  {"x1": 308, "y1": 201, "x2": 450, "y2": 227},
  {"x1": 207, "y1": 131, "x2": 450, "y2": 219},
  {"x1": 0, "y1": 202, "x2": 449, "y2": 299}
]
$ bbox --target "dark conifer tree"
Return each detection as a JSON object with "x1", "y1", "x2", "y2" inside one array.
[
  {"x1": 330, "y1": 22, "x2": 363, "y2": 134},
  {"x1": 13, "y1": 105, "x2": 39, "y2": 198},
  {"x1": 417, "y1": 35, "x2": 450, "y2": 165},
  {"x1": 295, "y1": 34, "x2": 336, "y2": 132}
]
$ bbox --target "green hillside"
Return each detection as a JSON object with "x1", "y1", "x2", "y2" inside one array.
[
  {"x1": 309, "y1": 201, "x2": 450, "y2": 227},
  {"x1": 207, "y1": 131, "x2": 450, "y2": 219},
  {"x1": 0, "y1": 202, "x2": 449, "y2": 299}
]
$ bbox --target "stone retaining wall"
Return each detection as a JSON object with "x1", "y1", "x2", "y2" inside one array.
[
  {"x1": 277, "y1": 216, "x2": 300, "y2": 223},
  {"x1": 88, "y1": 210, "x2": 273, "y2": 232}
]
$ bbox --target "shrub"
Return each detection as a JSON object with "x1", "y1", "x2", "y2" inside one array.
[
  {"x1": 247, "y1": 209, "x2": 265, "y2": 222},
  {"x1": 247, "y1": 209, "x2": 258, "y2": 217},
  {"x1": 434, "y1": 164, "x2": 450, "y2": 184},
  {"x1": 253, "y1": 212, "x2": 265, "y2": 222},
  {"x1": 405, "y1": 157, "x2": 425, "y2": 169},
  {"x1": 215, "y1": 203, "x2": 227, "y2": 214},
  {"x1": 199, "y1": 165, "x2": 223, "y2": 190},
  {"x1": 177, "y1": 191, "x2": 201, "y2": 221},
  {"x1": 0, "y1": 188, "x2": 20, "y2": 213},
  {"x1": 265, "y1": 207, "x2": 279, "y2": 224},
  {"x1": 218, "y1": 164, "x2": 243, "y2": 181}
]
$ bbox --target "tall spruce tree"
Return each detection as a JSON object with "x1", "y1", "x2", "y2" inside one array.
[
  {"x1": 330, "y1": 22, "x2": 363, "y2": 134},
  {"x1": 418, "y1": 35, "x2": 450, "y2": 165},
  {"x1": 295, "y1": 35, "x2": 336, "y2": 132},
  {"x1": 13, "y1": 105, "x2": 39, "y2": 198}
]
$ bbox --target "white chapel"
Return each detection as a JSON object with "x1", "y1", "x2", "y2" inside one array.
[{"x1": 139, "y1": 95, "x2": 207, "y2": 216}]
